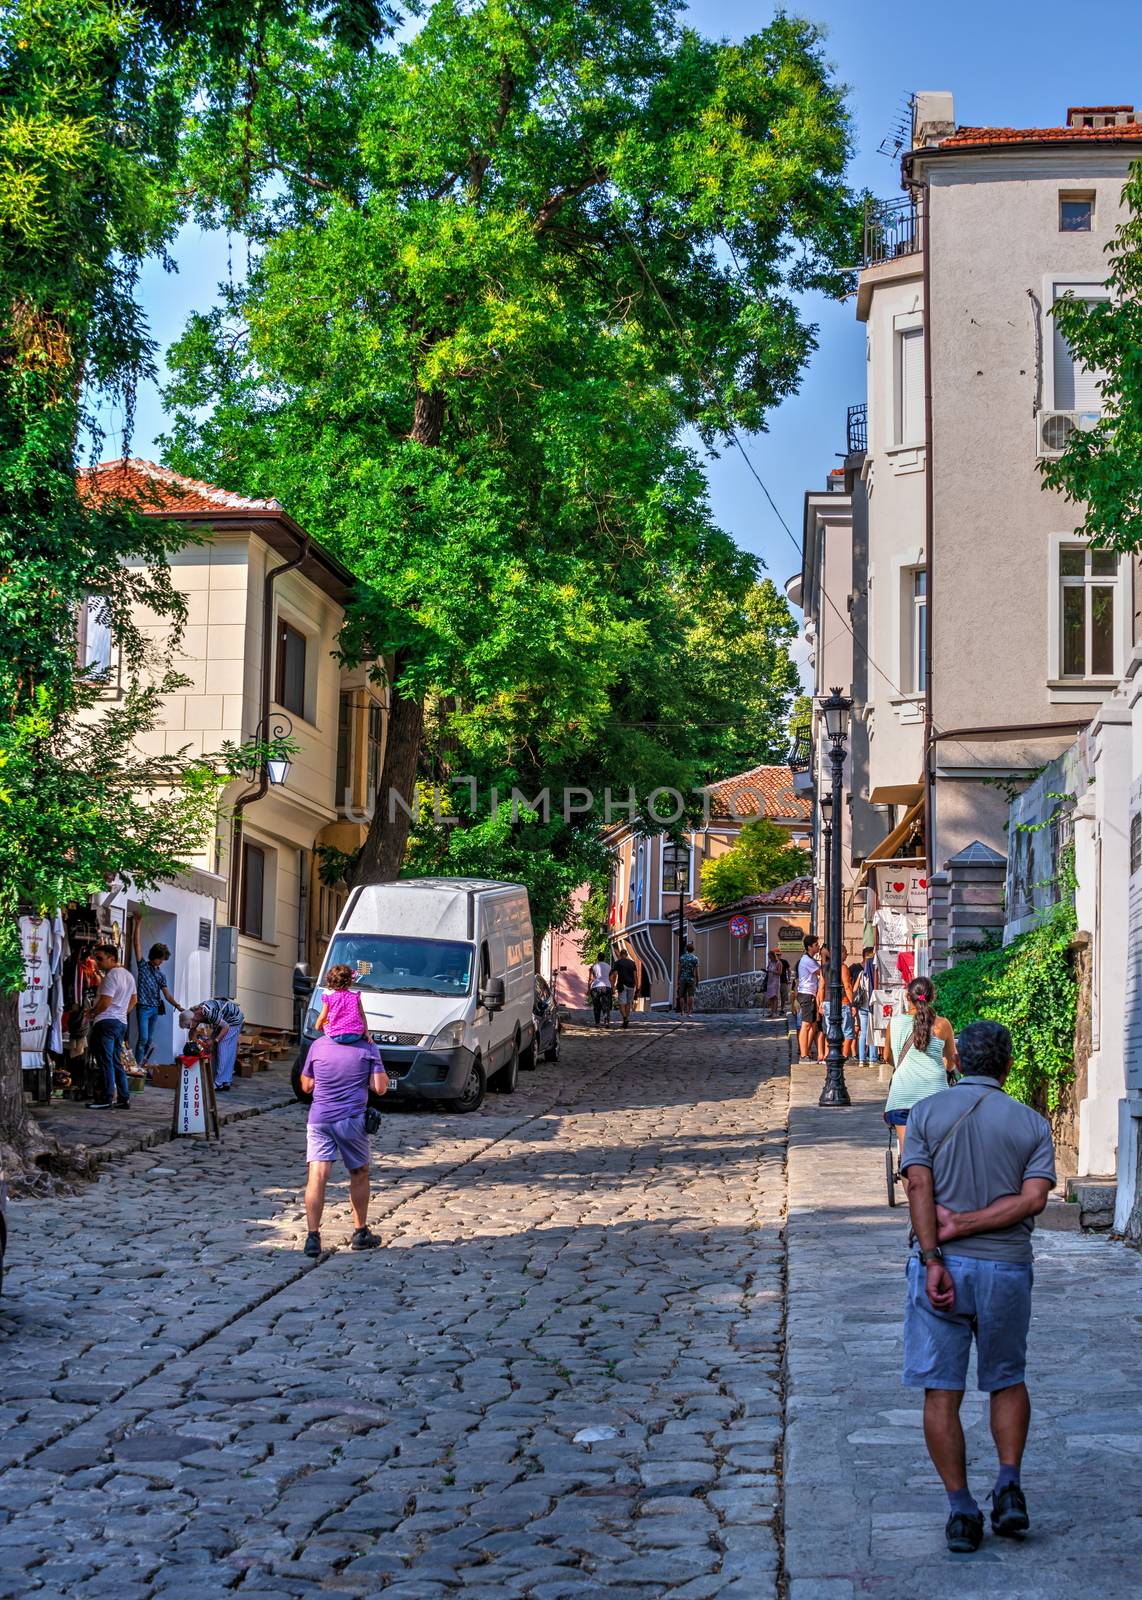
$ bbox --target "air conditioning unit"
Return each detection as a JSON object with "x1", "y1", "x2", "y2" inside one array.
[{"x1": 1037, "y1": 409, "x2": 1100, "y2": 458}]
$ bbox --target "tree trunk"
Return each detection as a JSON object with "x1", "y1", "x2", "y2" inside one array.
[
  {"x1": 355, "y1": 689, "x2": 426, "y2": 885},
  {"x1": 0, "y1": 991, "x2": 73, "y2": 1188},
  {"x1": 0, "y1": 993, "x2": 27, "y2": 1147}
]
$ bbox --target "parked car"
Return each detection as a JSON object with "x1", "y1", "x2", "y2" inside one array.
[
  {"x1": 295, "y1": 878, "x2": 537, "y2": 1114},
  {"x1": 533, "y1": 973, "x2": 560, "y2": 1063}
]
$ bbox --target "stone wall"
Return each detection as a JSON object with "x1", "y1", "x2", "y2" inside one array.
[{"x1": 694, "y1": 970, "x2": 772, "y2": 1013}]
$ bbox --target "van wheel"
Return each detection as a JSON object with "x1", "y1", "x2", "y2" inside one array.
[
  {"x1": 453, "y1": 1056, "x2": 486, "y2": 1114},
  {"x1": 490, "y1": 1035, "x2": 520, "y2": 1094}
]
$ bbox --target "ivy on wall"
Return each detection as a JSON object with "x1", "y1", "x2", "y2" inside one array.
[{"x1": 934, "y1": 850, "x2": 1078, "y2": 1113}]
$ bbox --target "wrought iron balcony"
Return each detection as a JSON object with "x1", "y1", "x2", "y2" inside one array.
[
  {"x1": 862, "y1": 194, "x2": 921, "y2": 267},
  {"x1": 846, "y1": 403, "x2": 867, "y2": 457}
]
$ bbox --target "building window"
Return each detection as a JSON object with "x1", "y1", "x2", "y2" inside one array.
[
  {"x1": 335, "y1": 692, "x2": 352, "y2": 804},
  {"x1": 662, "y1": 841, "x2": 691, "y2": 896},
  {"x1": 367, "y1": 700, "x2": 383, "y2": 798},
  {"x1": 896, "y1": 326, "x2": 924, "y2": 446},
  {"x1": 1052, "y1": 286, "x2": 1108, "y2": 412},
  {"x1": 1059, "y1": 193, "x2": 1094, "y2": 232},
  {"x1": 275, "y1": 619, "x2": 307, "y2": 718},
  {"x1": 240, "y1": 841, "x2": 266, "y2": 940},
  {"x1": 76, "y1": 595, "x2": 115, "y2": 681},
  {"x1": 1059, "y1": 546, "x2": 1118, "y2": 678},
  {"x1": 1132, "y1": 814, "x2": 1142, "y2": 875},
  {"x1": 908, "y1": 568, "x2": 927, "y2": 695}
]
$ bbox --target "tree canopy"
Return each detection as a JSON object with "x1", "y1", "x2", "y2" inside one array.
[
  {"x1": 698, "y1": 817, "x2": 809, "y2": 909},
  {"x1": 163, "y1": 0, "x2": 859, "y2": 881}
]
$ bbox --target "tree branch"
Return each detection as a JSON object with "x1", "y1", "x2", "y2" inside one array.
[{"x1": 533, "y1": 166, "x2": 608, "y2": 234}]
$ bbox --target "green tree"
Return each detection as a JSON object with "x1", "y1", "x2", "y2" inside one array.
[
  {"x1": 1039, "y1": 163, "x2": 1142, "y2": 545},
  {"x1": 163, "y1": 0, "x2": 859, "y2": 882},
  {"x1": 0, "y1": 0, "x2": 395, "y2": 1169},
  {"x1": 698, "y1": 817, "x2": 809, "y2": 908}
]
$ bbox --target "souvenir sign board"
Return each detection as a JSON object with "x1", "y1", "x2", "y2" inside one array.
[{"x1": 171, "y1": 1049, "x2": 221, "y2": 1141}]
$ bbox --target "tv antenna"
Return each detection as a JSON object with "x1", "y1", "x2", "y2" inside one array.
[{"x1": 877, "y1": 94, "x2": 915, "y2": 158}]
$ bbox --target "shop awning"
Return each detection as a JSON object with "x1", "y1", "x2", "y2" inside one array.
[
  {"x1": 868, "y1": 782, "x2": 923, "y2": 807},
  {"x1": 858, "y1": 795, "x2": 926, "y2": 883}
]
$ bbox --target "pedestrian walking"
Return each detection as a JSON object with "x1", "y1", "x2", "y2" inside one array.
[
  {"x1": 855, "y1": 945, "x2": 876, "y2": 1063},
  {"x1": 85, "y1": 944, "x2": 137, "y2": 1110},
  {"x1": 764, "y1": 949, "x2": 782, "y2": 1016},
  {"x1": 315, "y1": 963, "x2": 368, "y2": 1043},
  {"x1": 884, "y1": 977, "x2": 958, "y2": 1164},
  {"x1": 795, "y1": 935, "x2": 821, "y2": 1062},
  {"x1": 134, "y1": 943, "x2": 182, "y2": 1067},
  {"x1": 298, "y1": 1033, "x2": 389, "y2": 1256},
  {"x1": 182, "y1": 995, "x2": 245, "y2": 1090},
  {"x1": 611, "y1": 947, "x2": 638, "y2": 1029},
  {"x1": 587, "y1": 954, "x2": 613, "y2": 1027},
  {"x1": 677, "y1": 943, "x2": 700, "y2": 1016},
  {"x1": 902, "y1": 1019, "x2": 1056, "y2": 1553},
  {"x1": 636, "y1": 960, "x2": 652, "y2": 1014}
]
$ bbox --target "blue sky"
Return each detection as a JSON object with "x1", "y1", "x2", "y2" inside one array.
[{"x1": 118, "y1": 0, "x2": 1142, "y2": 598}]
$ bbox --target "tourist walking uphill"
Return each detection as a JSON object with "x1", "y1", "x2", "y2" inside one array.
[
  {"x1": 884, "y1": 977, "x2": 959, "y2": 1165},
  {"x1": 901, "y1": 1021, "x2": 1056, "y2": 1555},
  {"x1": 299, "y1": 1031, "x2": 389, "y2": 1256}
]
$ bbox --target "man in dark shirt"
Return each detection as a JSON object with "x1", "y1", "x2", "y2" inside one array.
[
  {"x1": 611, "y1": 950, "x2": 639, "y2": 1029},
  {"x1": 299, "y1": 1036, "x2": 388, "y2": 1256}
]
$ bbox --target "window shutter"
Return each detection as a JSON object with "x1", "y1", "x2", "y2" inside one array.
[
  {"x1": 1053, "y1": 292, "x2": 1107, "y2": 411},
  {"x1": 900, "y1": 328, "x2": 925, "y2": 444}
]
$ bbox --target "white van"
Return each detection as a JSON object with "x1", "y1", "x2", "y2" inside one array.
[{"x1": 300, "y1": 878, "x2": 537, "y2": 1113}]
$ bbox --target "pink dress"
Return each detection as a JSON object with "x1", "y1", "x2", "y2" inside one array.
[{"x1": 322, "y1": 987, "x2": 366, "y2": 1037}]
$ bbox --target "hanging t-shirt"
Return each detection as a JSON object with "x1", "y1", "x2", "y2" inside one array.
[{"x1": 873, "y1": 907, "x2": 911, "y2": 949}]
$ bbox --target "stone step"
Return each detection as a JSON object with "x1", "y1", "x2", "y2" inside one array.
[{"x1": 1065, "y1": 1175, "x2": 1117, "y2": 1232}]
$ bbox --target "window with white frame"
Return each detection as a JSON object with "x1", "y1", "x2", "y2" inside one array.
[
  {"x1": 905, "y1": 567, "x2": 927, "y2": 695},
  {"x1": 661, "y1": 840, "x2": 691, "y2": 896},
  {"x1": 1052, "y1": 283, "x2": 1109, "y2": 413},
  {"x1": 76, "y1": 595, "x2": 115, "y2": 682},
  {"x1": 895, "y1": 326, "x2": 925, "y2": 446},
  {"x1": 1058, "y1": 545, "x2": 1118, "y2": 678}
]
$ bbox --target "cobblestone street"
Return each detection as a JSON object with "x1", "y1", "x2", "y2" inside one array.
[
  {"x1": 0, "y1": 1017, "x2": 787, "y2": 1600},
  {"x1": 2, "y1": 1017, "x2": 1140, "y2": 1599}
]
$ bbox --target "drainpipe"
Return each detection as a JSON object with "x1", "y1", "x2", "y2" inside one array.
[
  {"x1": 227, "y1": 532, "x2": 310, "y2": 926},
  {"x1": 913, "y1": 172, "x2": 935, "y2": 880}
]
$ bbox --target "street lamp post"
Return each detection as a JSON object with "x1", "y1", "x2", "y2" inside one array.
[
  {"x1": 818, "y1": 687, "x2": 853, "y2": 1109},
  {"x1": 819, "y1": 791, "x2": 832, "y2": 951}
]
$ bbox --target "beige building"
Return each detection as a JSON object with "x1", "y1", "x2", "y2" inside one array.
[
  {"x1": 903, "y1": 96, "x2": 1140, "y2": 876},
  {"x1": 607, "y1": 766, "x2": 811, "y2": 1007},
  {"x1": 87, "y1": 459, "x2": 386, "y2": 1038}
]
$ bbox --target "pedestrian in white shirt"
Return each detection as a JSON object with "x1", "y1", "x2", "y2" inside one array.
[
  {"x1": 86, "y1": 944, "x2": 137, "y2": 1110},
  {"x1": 796, "y1": 935, "x2": 822, "y2": 1062}
]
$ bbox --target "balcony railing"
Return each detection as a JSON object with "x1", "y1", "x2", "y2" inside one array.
[
  {"x1": 862, "y1": 195, "x2": 921, "y2": 267},
  {"x1": 846, "y1": 403, "x2": 867, "y2": 457}
]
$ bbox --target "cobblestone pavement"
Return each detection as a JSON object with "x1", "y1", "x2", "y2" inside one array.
[
  {"x1": 785, "y1": 1060, "x2": 1142, "y2": 1600},
  {"x1": 0, "y1": 1015, "x2": 789, "y2": 1599}
]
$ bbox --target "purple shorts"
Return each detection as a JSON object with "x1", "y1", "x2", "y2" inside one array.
[{"x1": 306, "y1": 1116, "x2": 370, "y2": 1171}]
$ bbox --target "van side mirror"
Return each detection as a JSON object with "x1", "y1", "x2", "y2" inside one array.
[{"x1": 480, "y1": 976, "x2": 505, "y2": 1012}]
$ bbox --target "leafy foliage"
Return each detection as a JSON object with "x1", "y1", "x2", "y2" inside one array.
[
  {"x1": 698, "y1": 818, "x2": 809, "y2": 909},
  {"x1": 162, "y1": 0, "x2": 860, "y2": 877},
  {"x1": 934, "y1": 851, "x2": 1078, "y2": 1113},
  {"x1": 1039, "y1": 162, "x2": 1142, "y2": 546}
]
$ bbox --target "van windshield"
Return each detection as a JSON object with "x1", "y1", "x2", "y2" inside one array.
[{"x1": 323, "y1": 935, "x2": 474, "y2": 997}]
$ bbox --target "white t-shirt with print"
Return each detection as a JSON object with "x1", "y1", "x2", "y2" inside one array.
[{"x1": 98, "y1": 965, "x2": 136, "y2": 1025}]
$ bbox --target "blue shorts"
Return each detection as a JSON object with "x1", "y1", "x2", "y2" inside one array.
[
  {"x1": 306, "y1": 1116, "x2": 370, "y2": 1171},
  {"x1": 821, "y1": 1002, "x2": 856, "y2": 1040},
  {"x1": 903, "y1": 1254, "x2": 1034, "y2": 1393},
  {"x1": 884, "y1": 1108, "x2": 910, "y2": 1127}
]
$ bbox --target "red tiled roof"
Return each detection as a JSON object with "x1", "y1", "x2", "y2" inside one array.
[
  {"x1": 81, "y1": 458, "x2": 282, "y2": 515},
  {"x1": 938, "y1": 123, "x2": 1142, "y2": 150},
  {"x1": 686, "y1": 875, "x2": 813, "y2": 920},
  {"x1": 703, "y1": 764, "x2": 811, "y2": 824}
]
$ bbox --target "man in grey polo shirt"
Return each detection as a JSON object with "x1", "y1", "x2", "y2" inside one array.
[{"x1": 902, "y1": 1020, "x2": 1055, "y2": 1555}]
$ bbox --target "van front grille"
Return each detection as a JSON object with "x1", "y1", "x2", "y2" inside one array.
[{"x1": 371, "y1": 1031, "x2": 423, "y2": 1047}]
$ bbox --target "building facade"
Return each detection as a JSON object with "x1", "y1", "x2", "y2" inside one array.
[{"x1": 87, "y1": 459, "x2": 386, "y2": 1039}]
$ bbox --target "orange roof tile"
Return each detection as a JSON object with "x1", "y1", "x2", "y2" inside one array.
[
  {"x1": 937, "y1": 123, "x2": 1142, "y2": 149},
  {"x1": 81, "y1": 458, "x2": 282, "y2": 515},
  {"x1": 686, "y1": 874, "x2": 813, "y2": 920},
  {"x1": 703, "y1": 764, "x2": 811, "y2": 824}
]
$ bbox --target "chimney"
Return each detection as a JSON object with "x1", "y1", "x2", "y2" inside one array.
[
  {"x1": 1066, "y1": 105, "x2": 1135, "y2": 129},
  {"x1": 912, "y1": 91, "x2": 955, "y2": 148}
]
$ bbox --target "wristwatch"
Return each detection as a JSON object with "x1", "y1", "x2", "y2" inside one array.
[{"x1": 919, "y1": 1246, "x2": 944, "y2": 1265}]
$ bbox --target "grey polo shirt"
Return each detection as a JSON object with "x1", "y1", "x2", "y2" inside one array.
[{"x1": 901, "y1": 1076, "x2": 1056, "y2": 1263}]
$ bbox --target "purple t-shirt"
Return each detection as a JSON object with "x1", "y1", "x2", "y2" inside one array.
[{"x1": 306, "y1": 1038, "x2": 381, "y2": 1124}]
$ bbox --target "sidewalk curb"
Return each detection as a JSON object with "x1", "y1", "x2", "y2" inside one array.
[{"x1": 40, "y1": 1083, "x2": 298, "y2": 1172}]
